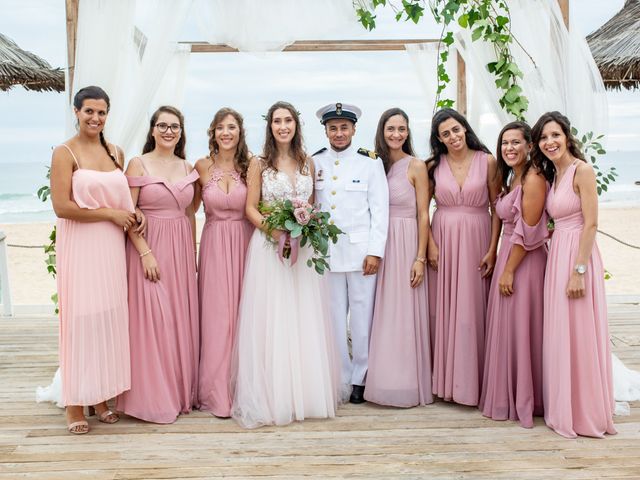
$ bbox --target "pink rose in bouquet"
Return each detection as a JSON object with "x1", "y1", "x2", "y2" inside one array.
[{"x1": 294, "y1": 207, "x2": 311, "y2": 225}]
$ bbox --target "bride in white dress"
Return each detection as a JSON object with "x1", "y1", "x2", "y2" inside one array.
[{"x1": 231, "y1": 101, "x2": 345, "y2": 429}]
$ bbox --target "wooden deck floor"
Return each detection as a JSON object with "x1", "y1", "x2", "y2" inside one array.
[{"x1": 1, "y1": 298, "x2": 639, "y2": 479}]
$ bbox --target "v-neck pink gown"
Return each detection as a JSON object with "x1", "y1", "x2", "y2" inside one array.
[
  {"x1": 543, "y1": 161, "x2": 616, "y2": 438},
  {"x1": 365, "y1": 156, "x2": 432, "y2": 407},
  {"x1": 197, "y1": 169, "x2": 253, "y2": 417},
  {"x1": 428, "y1": 150, "x2": 491, "y2": 406},
  {"x1": 480, "y1": 184, "x2": 548, "y2": 427},
  {"x1": 116, "y1": 168, "x2": 200, "y2": 424}
]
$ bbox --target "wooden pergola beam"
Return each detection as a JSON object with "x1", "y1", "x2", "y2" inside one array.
[
  {"x1": 65, "y1": 0, "x2": 79, "y2": 102},
  {"x1": 186, "y1": 39, "x2": 439, "y2": 53}
]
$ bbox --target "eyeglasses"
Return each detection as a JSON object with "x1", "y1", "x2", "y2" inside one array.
[{"x1": 155, "y1": 123, "x2": 182, "y2": 134}]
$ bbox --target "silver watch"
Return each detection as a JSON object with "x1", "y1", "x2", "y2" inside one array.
[{"x1": 574, "y1": 264, "x2": 587, "y2": 275}]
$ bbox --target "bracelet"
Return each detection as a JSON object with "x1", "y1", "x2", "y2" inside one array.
[
  {"x1": 415, "y1": 256, "x2": 426, "y2": 264},
  {"x1": 139, "y1": 249, "x2": 152, "y2": 258}
]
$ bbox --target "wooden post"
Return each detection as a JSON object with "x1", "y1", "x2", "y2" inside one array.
[
  {"x1": 0, "y1": 231, "x2": 13, "y2": 317},
  {"x1": 65, "y1": 0, "x2": 79, "y2": 102},
  {"x1": 456, "y1": 51, "x2": 467, "y2": 117},
  {"x1": 558, "y1": 0, "x2": 569, "y2": 29}
]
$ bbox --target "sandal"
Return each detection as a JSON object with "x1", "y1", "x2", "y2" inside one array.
[
  {"x1": 88, "y1": 404, "x2": 120, "y2": 424},
  {"x1": 67, "y1": 419, "x2": 89, "y2": 435}
]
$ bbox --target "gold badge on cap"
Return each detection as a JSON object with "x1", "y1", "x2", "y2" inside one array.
[{"x1": 336, "y1": 103, "x2": 342, "y2": 115}]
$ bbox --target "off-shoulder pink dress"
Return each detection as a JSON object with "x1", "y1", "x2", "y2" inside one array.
[
  {"x1": 197, "y1": 169, "x2": 253, "y2": 417},
  {"x1": 543, "y1": 161, "x2": 616, "y2": 438},
  {"x1": 116, "y1": 164, "x2": 200, "y2": 424},
  {"x1": 365, "y1": 156, "x2": 432, "y2": 407},
  {"x1": 428, "y1": 151, "x2": 491, "y2": 406},
  {"x1": 57, "y1": 146, "x2": 133, "y2": 406},
  {"x1": 480, "y1": 183, "x2": 548, "y2": 427}
]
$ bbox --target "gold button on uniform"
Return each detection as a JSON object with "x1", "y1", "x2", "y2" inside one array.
[
  {"x1": 334, "y1": 160, "x2": 340, "y2": 165},
  {"x1": 331, "y1": 190, "x2": 336, "y2": 195},
  {"x1": 330, "y1": 220, "x2": 335, "y2": 225},
  {"x1": 331, "y1": 205, "x2": 336, "y2": 210},
  {"x1": 332, "y1": 175, "x2": 338, "y2": 180}
]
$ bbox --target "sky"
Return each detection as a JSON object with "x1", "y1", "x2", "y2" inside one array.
[{"x1": 1, "y1": 0, "x2": 638, "y2": 168}]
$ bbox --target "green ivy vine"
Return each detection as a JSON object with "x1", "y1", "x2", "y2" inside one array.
[{"x1": 355, "y1": 0, "x2": 529, "y2": 118}]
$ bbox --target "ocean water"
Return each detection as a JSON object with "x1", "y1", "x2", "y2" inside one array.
[{"x1": 1, "y1": 152, "x2": 639, "y2": 224}]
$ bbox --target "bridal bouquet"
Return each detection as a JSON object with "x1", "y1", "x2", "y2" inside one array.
[{"x1": 259, "y1": 199, "x2": 343, "y2": 274}]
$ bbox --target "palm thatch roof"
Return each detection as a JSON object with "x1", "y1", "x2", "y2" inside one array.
[
  {"x1": 0, "y1": 33, "x2": 64, "y2": 92},
  {"x1": 587, "y1": 0, "x2": 640, "y2": 90}
]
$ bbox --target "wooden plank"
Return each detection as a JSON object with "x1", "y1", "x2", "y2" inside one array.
[{"x1": 0, "y1": 300, "x2": 639, "y2": 479}]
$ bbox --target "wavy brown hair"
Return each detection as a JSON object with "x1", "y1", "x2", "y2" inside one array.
[
  {"x1": 426, "y1": 108, "x2": 490, "y2": 186},
  {"x1": 207, "y1": 107, "x2": 250, "y2": 181},
  {"x1": 496, "y1": 121, "x2": 538, "y2": 193},
  {"x1": 73, "y1": 86, "x2": 121, "y2": 170},
  {"x1": 262, "y1": 101, "x2": 307, "y2": 173},
  {"x1": 374, "y1": 108, "x2": 416, "y2": 173},
  {"x1": 530, "y1": 111, "x2": 585, "y2": 185},
  {"x1": 142, "y1": 105, "x2": 186, "y2": 159}
]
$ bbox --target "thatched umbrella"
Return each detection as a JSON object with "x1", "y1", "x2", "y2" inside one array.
[
  {"x1": 0, "y1": 32, "x2": 65, "y2": 92},
  {"x1": 587, "y1": 0, "x2": 640, "y2": 90}
]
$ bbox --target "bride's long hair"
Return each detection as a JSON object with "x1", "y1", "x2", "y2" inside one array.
[{"x1": 262, "y1": 101, "x2": 308, "y2": 173}]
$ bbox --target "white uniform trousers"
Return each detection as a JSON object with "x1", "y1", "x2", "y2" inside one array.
[{"x1": 329, "y1": 271, "x2": 377, "y2": 386}]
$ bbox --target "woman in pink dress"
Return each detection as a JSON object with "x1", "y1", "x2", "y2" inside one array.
[
  {"x1": 426, "y1": 108, "x2": 501, "y2": 406},
  {"x1": 194, "y1": 108, "x2": 254, "y2": 417},
  {"x1": 50, "y1": 86, "x2": 137, "y2": 434},
  {"x1": 116, "y1": 106, "x2": 200, "y2": 424},
  {"x1": 479, "y1": 121, "x2": 548, "y2": 427},
  {"x1": 532, "y1": 111, "x2": 616, "y2": 438},
  {"x1": 364, "y1": 108, "x2": 432, "y2": 407}
]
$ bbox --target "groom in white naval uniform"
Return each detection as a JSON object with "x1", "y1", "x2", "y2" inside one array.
[{"x1": 312, "y1": 102, "x2": 389, "y2": 403}]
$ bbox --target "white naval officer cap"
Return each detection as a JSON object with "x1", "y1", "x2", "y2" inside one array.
[{"x1": 316, "y1": 102, "x2": 362, "y2": 125}]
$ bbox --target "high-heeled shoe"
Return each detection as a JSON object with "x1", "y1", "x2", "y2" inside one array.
[
  {"x1": 66, "y1": 407, "x2": 89, "y2": 435},
  {"x1": 87, "y1": 404, "x2": 120, "y2": 424}
]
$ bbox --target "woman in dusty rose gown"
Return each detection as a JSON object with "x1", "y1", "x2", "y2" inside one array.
[
  {"x1": 231, "y1": 102, "x2": 343, "y2": 429},
  {"x1": 364, "y1": 108, "x2": 432, "y2": 408},
  {"x1": 50, "y1": 86, "x2": 137, "y2": 434},
  {"x1": 195, "y1": 108, "x2": 253, "y2": 417},
  {"x1": 116, "y1": 106, "x2": 199, "y2": 424},
  {"x1": 532, "y1": 111, "x2": 616, "y2": 438},
  {"x1": 479, "y1": 121, "x2": 548, "y2": 427},
  {"x1": 426, "y1": 108, "x2": 501, "y2": 406}
]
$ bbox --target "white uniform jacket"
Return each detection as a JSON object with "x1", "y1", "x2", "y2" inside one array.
[{"x1": 313, "y1": 144, "x2": 389, "y2": 272}]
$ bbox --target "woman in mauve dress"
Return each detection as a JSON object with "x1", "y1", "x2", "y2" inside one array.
[
  {"x1": 426, "y1": 108, "x2": 501, "y2": 406},
  {"x1": 194, "y1": 108, "x2": 253, "y2": 417},
  {"x1": 50, "y1": 86, "x2": 137, "y2": 434},
  {"x1": 364, "y1": 108, "x2": 432, "y2": 408},
  {"x1": 116, "y1": 106, "x2": 200, "y2": 424},
  {"x1": 479, "y1": 121, "x2": 548, "y2": 428},
  {"x1": 532, "y1": 111, "x2": 616, "y2": 438}
]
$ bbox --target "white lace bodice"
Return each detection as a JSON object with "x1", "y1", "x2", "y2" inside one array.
[{"x1": 261, "y1": 167, "x2": 313, "y2": 203}]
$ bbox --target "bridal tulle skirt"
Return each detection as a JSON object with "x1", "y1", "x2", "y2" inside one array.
[{"x1": 231, "y1": 231, "x2": 346, "y2": 428}]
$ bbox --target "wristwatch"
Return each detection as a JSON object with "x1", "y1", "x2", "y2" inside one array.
[{"x1": 574, "y1": 264, "x2": 587, "y2": 275}]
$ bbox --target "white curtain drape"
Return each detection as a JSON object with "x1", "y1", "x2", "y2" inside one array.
[
  {"x1": 194, "y1": 0, "x2": 358, "y2": 52},
  {"x1": 406, "y1": 0, "x2": 608, "y2": 152},
  {"x1": 453, "y1": 0, "x2": 608, "y2": 149},
  {"x1": 405, "y1": 42, "x2": 458, "y2": 118},
  {"x1": 68, "y1": 0, "x2": 193, "y2": 158}
]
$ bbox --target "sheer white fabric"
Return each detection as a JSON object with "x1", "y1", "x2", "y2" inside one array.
[
  {"x1": 405, "y1": 42, "x2": 458, "y2": 116},
  {"x1": 67, "y1": 0, "x2": 193, "y2": 158},
  {"x1": 453, "y1": 0, "x2": 608, "y2": 149},
  {"x1": 194, "y1": 0, "x2": 358, "y2": 52}
]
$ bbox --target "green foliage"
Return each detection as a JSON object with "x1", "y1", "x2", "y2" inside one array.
[
  {"x1": 571, "y1": 127, "x2": 618, "y2": 196},
  {"x1": 259, "y1": 199, "x2": 343, "y2": 275},
  {"x1": 37, "y1": 166, "x2": 58, "y2": 314},
  {"x1": 355, "y1": 0, "x2": 529, "y2": 118}
]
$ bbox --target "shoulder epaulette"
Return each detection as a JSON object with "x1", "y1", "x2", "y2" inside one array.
[
  {"x1": 357, "y1": 148, "x2": 378, "y2": 160},
  {"x1": 312, "y1": 147, "x2": 327, "y2": 156}
]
